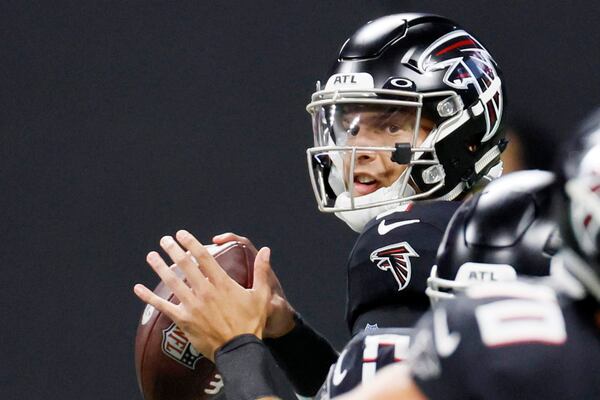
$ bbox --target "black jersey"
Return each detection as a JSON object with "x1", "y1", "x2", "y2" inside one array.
[
  {"x1": 410, "y1": 280, "x2": 600, "y2": 400},
  {"x1": 346, "y1": 201, "x2": 461, "y2": 334},
  {"x1": 316, "y1": 327, "x2": 412, "y2": 399}
]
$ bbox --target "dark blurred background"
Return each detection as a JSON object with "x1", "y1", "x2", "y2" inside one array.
[{"x1": 2, "y1": 1, "x2": 599, "y2": 399}]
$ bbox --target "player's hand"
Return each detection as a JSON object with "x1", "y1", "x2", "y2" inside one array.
[
  {"x1": 213, "y1": 232, "x2": 296, "y2": 338},
  {"x1": 133, "y1": 230, "x2": 272, "y2": 362}
]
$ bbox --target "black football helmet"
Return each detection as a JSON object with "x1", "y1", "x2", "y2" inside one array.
[
  {"x1": 427, "y1": 170, "x2": 559, "y2": 303},
  {"x1": 558, "y1": 108, "x2": 600, "y2": 303},
  {"x1": 306, "y1": 13, "x2": 506, "y2": 231}
]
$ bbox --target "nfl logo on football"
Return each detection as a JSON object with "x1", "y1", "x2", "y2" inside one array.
[{"x1": 161, "y1": 322, "x2": 203, "y2": 369}]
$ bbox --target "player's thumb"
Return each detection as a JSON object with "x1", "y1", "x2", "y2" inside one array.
[{"x1": 252, "y1": 247, "x2": 272, "y2": 292}]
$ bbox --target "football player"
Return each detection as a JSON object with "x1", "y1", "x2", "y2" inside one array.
[
  {"x1": 135, "y1": 13, "x2": 509, "y2": 399},
  {"x1": 335, "y1": 109, "x2": 600, "y2": 400},
  {"x1": 245, "y1": 13, "x2": 507, "y2": 396}
]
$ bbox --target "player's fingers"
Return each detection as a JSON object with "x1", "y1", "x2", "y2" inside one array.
[
  {"x1": 146, "y1": 251, "x2": 195, "y2": 305},
  {"x1": 212, "y1": 232, "x2": 244, "y2": 244},
  {"x1": 176, "y1": 230, "x2": 231, "y2": 286},
  {"x1": 133, "y1": 283, "x2": 181, "y2": 322},
  {"x1": 159, "y1": 235, "x2": 208, "y2": 292},
  {"x1": 252, "y1": 247, "x2": 272, "y2": 293},
  {"x1": 212, "y1": 232, "x2": 258, "y2": 252}
]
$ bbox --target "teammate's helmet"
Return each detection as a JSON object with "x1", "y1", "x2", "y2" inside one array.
[
  {"x1": 306, "y1": 14, "x2": 506, "y2": 231},
  {"x1": 427, "y1": 170, "x2": 559, "y2": 303},
  {"x1": 559, "y1": 108, "x2": 600, "y2": 302}
]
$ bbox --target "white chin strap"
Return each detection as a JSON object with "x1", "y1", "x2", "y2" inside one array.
[
  {"x1": 333, "y1": 177, "x2": 416, "y2": 233},
  {"x1": 437, "y1": 150, "x2": 504, "y2": 201}
]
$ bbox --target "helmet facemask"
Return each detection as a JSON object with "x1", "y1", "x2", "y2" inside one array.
[{"x1": 306, "y1": 83, "x2": 465, "y2": 230}]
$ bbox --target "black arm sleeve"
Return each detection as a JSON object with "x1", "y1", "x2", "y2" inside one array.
[
  {"x1": 263, "y1": 314, "x2": 339, "y2": 396},
  {"x1": 215, "y1": 334, "x2": 297, "y2": 400}
]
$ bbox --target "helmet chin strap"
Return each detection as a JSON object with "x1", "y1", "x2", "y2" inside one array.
[
  {"x1": 437, "y1": 151, "x2": 504, "y2": 201},
  {"x1": 333, "y1": 176, "x2": 416, "y2": 233}
]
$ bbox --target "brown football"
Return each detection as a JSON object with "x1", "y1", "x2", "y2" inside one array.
[{"x1": 135, "y1": 241, "x2": 256, "y2": 400}]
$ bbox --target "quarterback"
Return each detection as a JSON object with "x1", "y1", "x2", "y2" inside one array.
[{"x1": 134, "y1": 13, "x2": 510, "y2": 399}]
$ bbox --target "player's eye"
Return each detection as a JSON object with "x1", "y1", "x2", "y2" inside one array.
[
  {"x1": 385, "y1": 122, "x2": 413, "y2": 137},
  {"x1": 386, "y1": 124, "x2": 402, "y2": 135}
]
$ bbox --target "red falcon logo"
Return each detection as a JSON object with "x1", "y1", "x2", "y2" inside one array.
[{"x1": 370, "y1": 242, "x2": 419, "y2": 291}]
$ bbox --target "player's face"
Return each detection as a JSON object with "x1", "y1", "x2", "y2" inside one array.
[{"x1": 337, "y1": 106, "x2": 433, "y2": 196}]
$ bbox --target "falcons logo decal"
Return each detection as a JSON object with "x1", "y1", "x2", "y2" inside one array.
[
  {"x1": 415, "y1": 30, "x2": 503, "y2": 143},
  {"x1": 370, "y1": 242, "x2": 419, "y2": 291}
]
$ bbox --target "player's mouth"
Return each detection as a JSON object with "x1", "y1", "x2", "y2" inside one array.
[{"x1": 353, "y1": 174, "x2": 380, "y2": 196}]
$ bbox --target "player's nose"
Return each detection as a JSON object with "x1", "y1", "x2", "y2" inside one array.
[
  {"x1": 348, "y1": 126, "x2": 382, "y2": 163},
  {"x1": 355, "y1": 150, "x2": 377, "y2": 163}
]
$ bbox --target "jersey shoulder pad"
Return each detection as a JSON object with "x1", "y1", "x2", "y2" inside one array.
[
  {"x1": 428, "y1": 280, "x2": 565, "y2": 359},
  {"x1": 363, "y1": 200, "x2": 462, "y2": 235}
]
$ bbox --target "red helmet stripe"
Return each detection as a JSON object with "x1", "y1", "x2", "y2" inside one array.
[{"x1": 435, "y1": 38, "x2": 476, "y2": 56}]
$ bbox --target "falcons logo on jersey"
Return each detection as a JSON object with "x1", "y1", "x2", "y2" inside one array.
[
  {"x1": 415, "y1": 30, "x2": 502, "y2": 143},
  {"x1": 370, "y1": 242, "x2": 419, "y2": 291}
]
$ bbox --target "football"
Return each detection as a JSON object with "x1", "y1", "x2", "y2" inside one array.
[{"x1": 135, "y1": 241, "x2": 256, "y2": 400}]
